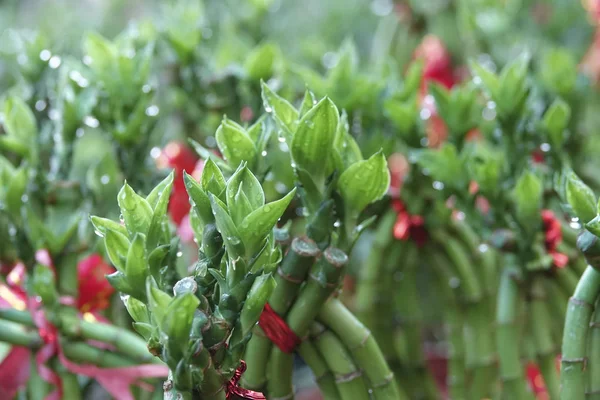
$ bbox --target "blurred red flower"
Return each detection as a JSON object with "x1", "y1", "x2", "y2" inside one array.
[{"x1": 77, "y1": 254, "x2": 115, "y2": 313}]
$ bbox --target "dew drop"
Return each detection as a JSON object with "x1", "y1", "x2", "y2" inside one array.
[
  {"x1": 261, "y1": 150, "x2": 268, "y2": 157},
  {"x1": 278, "y1": 136, "x2": 286, "y2": 143},
  {"x1": 478, "y1": 244, "x2": 489, "y2": 253},
  {"x1": 94, "y1": 229, "x2": 105, "y2": 238},
  {"x1": 49, "y1": 56, "x2": 62, "y2": 69},
  {"x1": 449, "y1": 277, "x2": 461, "y2": 288},
  {"x1": 150, "y1": 147, "x2": 162, "y2": 159},
  {"x1": 84, "y1": 116, "x2": 100, "y2": 128},
  {"x1": 35, "y1": 100, "x2": 47, "y2": 111},
  {"x1": 176, "y1": 251, "x2": 183, "y2": 257},
  {"x1": 419, "y1": 108, "x2": 431, "y2": 120},
  {"x1": 49, "y1": 109, "x2": 60, "y2": 121},
  {"x1": 264, "y1": 106, "x2": 273, "y2": 113},
  {"x1": 432, "y1": 181, "x2": 444, "y2": 190},
  {"x1": 21, "y1": 194, "x2": 28, "y2": 202},
  {"x1": 100, "y1": 175, "x2": 110, "y2": 185},
  {"x1": 540, "y1": 143, "x2": 551, "y2": 152},
  {"x1": 145, "y1": 105, "x2": 159, "y2": 117},
  {"x1": 76, "y1": 128, "x2": 85, "y2": 138},
  {"x1": 39, "y1": 49, "x2": 51, "y2": 61}
]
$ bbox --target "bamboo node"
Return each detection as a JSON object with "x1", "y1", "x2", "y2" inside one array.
[
  {"x1": 561, "y1": 357, "x2": 588, "y2": 370},
  {"x1": 277, "y1": 267, "x2": 304, "y2": 284},
  {"x1": 569, "y1": 297, "x2": 595, "y2": 308},
  {"x1": 335, "y1": 370, "x2": 364, "y2": 383},
  {"x1": 372, "y1": 372, "x2": 395, "y2": 388}
]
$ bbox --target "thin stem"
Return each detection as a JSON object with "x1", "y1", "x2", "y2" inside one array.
[{"x1": 297, "y1": 340, "x2": 341, "y2": 400}]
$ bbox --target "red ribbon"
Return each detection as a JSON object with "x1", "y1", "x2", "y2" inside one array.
[
  {"x1": 392, "y1": 200, "x2": 428, "y2": 247},
  {"x1": 541, "y1": 210, "x2": 569, "y2": 268},
  {"x1": 0, "y1": 252, "x2": 169, "y2": 399},
  {"x1": 225, "y1": 360, "x2": 266, "y2": 400},
  {"x1": 258, "y1": 303, "x2": 301, "y2": 353}
]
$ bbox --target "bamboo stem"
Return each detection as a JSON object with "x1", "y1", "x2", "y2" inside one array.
[
  {"x1": 561, "y1": 266, "x2": 600, "y2": 400},
  {"x1": 297, "y1": 341, "x2": 341, "y2": 400},
  {"x1": 496, "y1": 265, "x2": 532, "y2": 400},
  {"x1": 243, "y1": 237, "x2": 320, "y2": 390},
  {"x1": 588, "y1": 296, "x2": 600, "y2": 398},
  {"x1": 318, "y1": 298, "x2": 406, "y2": 400},
  {"x1": 311, "y1": 323, "x2": 371, "y2": 400}
]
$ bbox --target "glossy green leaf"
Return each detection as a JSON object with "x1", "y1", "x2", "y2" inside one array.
[
  {"x1": 104, "y1": 229, "x2": 130, "y2": 272},
  {"x1": 148, "y1": 245, "x2": 169, "y2": 283},
  {"x1": 299, "y1": 90, "x2": 317, "y2": 118},
  {"x1": 146, "y1": 175, "x2": 174, "y2": 249},
  {"x1": 183, "y1": 171, "x2": 214, "y2": 224},
  {"x1": 239, "y1": 274, "x2": 276, "y2": 336},
  {"x1": 226, "y1": 164, "x2": 264, "y2": 212},
  {"x1": 513, "y1": 170, "x2": 543, "y2": 228},
  {"x1": 106, "y1": 271, "x2": 134, "y2": 294},
  {"x1": 238, "y1": 189, "x2": 296, "y2": 256},
  {"x1": 124, "y1": 296, "x2": 150, "y2": 323},
  {"x1": 338, "y1": 151, "x2": 390, "y2": 216},
  {"x1": 146, "y1": 278, "x2": 173, "y2": 327},
  {"x1": 126, "y1": 233, "x2": 149, "y2": 300},
  {"x1": 261, "y1": 81, "x2": 298, "y2": 138},
  {"x1": 209, "y1": 194, "x2": 244, "y2": 258},
  {"x1": 244, "y1": 42, "x2": 279, "y2": 81},
  {"x1": 291, "y1": 97, "x2": 339, "y2": 183},
  {"x1": 5, "y1": 167, "x2": 27, "y2": 217},
  {"x1": 469, "y1": 61, "x2": 499, "y2": 96},
  {"x1": 146, "y1": 171, "x2": 175, "y2": 209},
  {"x1": 201, "y1": 159, "x2": 227, "y2": 197},
  {"x1": 3, "y1": 97, "x2": 36, "y2": 143},
  {"x1": 566, "y1": 172, "x2": 596, "y2": 223},
  {"x1": 161, "y1": 293, "x2": 200, "y2": 353},
  {"x1": 118, "y1": 183, "x2": 153, "y2": 236},
  {"x1": 215, "y1": 118, "x2": 256, "y2": 168},
  {"x1": 90, "y1": 216, "x2": 128, "y2": 237},
  {"x1": 32, "y1": 264, "x2": 57, "y2": 305},
  {"x1": 543, "y1": 99, "x2": 571, "y2": 148}
]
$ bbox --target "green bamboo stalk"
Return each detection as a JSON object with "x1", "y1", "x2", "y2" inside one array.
[
  {"x1": 496, "y1": 265, "x2": 532, "y2": 400},
  {"x1": 318, "y1": 298, "x2": 406, "y2": 400},
  {"x1": 429, "y1": 251, "x2": 466, "y2": 400},
  {"x1": 267, "y1": 247, "x2": 347, "y2": 399},
  {"x1": 53, "y1": 359, "x2": 82, "y2": 400},
  {"x1": 561, "y1": 266, "x2": 600, "y2": 400},
  {"x1": 28, "y1": 354, "x2": 50, "y2": 399},
  {"x1": 530, "y1": 276, "x2": 559, "y2": 399},
  {"x1": 555, "y1": 265, "x2": 582, "y2": 297},
  {"x1": 311, "y1": 323, "x2": 371, "y2": 400},
  {"x1": 243, "y1": 237, "x2": 320, "y2": 390},
  {"x1": 354, "y1": 211, "x2": 397, "y2": 331},
  {"x1": 587, "y1": 296, "x2": 600, "y2": 399},
  {"x1": 297, "y1": 340, "x2": 341, "y2": 400},
  {"x1": 0, "y1": 319, "x2": 41, "y2": 348},
  {"x1": 390, "y1": 244, "x2": 439, "y2": 400},
  {"x1": 544, "y1": 277, "x2": 569, "y2": 350}
]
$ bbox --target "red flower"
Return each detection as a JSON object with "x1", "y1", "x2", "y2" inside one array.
[
  {"x1": 392, "y1": 199, "x2": 428, "y2": 246},
  {"x1": 526, "y1": 363, "x2": 549, "y2": 398},
  {"x1": 388, "y1": 153, "x2": 409, "y2": 198},
  {"x1": 541, "y1": 210, "x2": 568, "y2": 268},
  {"x1": 77, "y1": 254, "x2": 115, "y2": 313},
  {"x1": 414, "y1": 35, "x2": 456, "y2": 94},
  {"x1": 156, "y1": 142, "x2": 201, "y2": 225}
]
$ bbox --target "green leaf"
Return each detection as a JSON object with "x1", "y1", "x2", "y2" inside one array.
[
  {"x1": 146, "y1": 171, "x2": 175, "y2": 209},
  {"x1": 126, "y1": 233, "x2": 149, "y2": 300},
  {"x1": 209, "y1": 194, "x2": 245, "y2": 258},
  {"x1": 201, "y1": 159, "x2": 227, "y2": 197},
  {"x1": 415, "y1": 144, "x2": 465, "y2": 189},
  {"x1": 124, "y1": 296, "x2": 150, "y2": 323},
  {"x1": 299, "y1": 90, "x2": 317, "y2": 118},
  {"x1": 238, "y1": 189, "x2": 296, "y2": 256},
  {"x1": 226, "y1": 164, "x2": 264, "y2": 212},
  {"x1": 183, "y1": 171, "x2": 214, "y2": 224},
  {"x1": 338, "y1": 151, "x2": 390, "y2": 216},
  {"x1": 32, "y1": 264, "x2": 57, "y2": 305},
  {"x1": 106, "y1": 271, "x2": 134, "y2": 294},
  {"x1": 384, "y1": 97, "x2": 418, "y2": 135},
  {"x1": 244, "y1": 42, "x2": 279, "y2": 81},
  {"x1": 90, "y1": 216, "x2": 128, "y2": 237},
  {"x1": 104, "y1": 230, "x2": 130, "y2": 272},
  {"x1": 117, "y1": 183, "x2": 153, "y2": 236},
  {"x1": 513, "y1": 170, "x2": 543, "y2": 229},
  {"x1": 291, "y1": 97, "x2": 339, "y2": 183},
  {"x1": 148, "y1": 245, "x2": 169, "y2": 283},
  {"x1": 147, "y1": 175, "x2": 174, "y2": 249},
  {"x1": 83, "y1": 32, "x2": 116, "y2": 76},
  {"x1": 5, "y1": 167, "x2": 27, "y2": 217},
  {"x1": 146, "y1": 278, "x2": 173, "y2": 327},
  {"x1": 261, "y1": 81, "x2": 298, "y2": 138},
  {"x1": 566, "y1": 172, "x2": 597, "y2": 223},
  {"x1": 132, "y1": 322, "x2": 154, "y2": 340},
  {"x1": 189, "y1": 139, "x2": 233, "y2": 173},
  {"x1": 215, "y1": 118, "x2": 257, "y2": 168},
  {"x1": 239, "y1": 274, "x2": 276, "y2": 336},
  {"x1": 2, "y1": 97, "x2": 36, "y2": 151},
  {"x1": 403, "y1": 59, "x2": 424, "y2": 97},
  {"x1": 469, "y1": 61, "x2": 499, "y2": 96},
  {"x1": 585, "y1": 215, "x2": 600, "y2": 237},
  {"x1": 540, "y1": 48, "x2": 577, "y2": 96},
  {"x1": 543, "y1": 99, "x2": 571, "y2": 148},
  {"x1": 161, "y1": 293, "x2": 200, "y2": 354}
]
